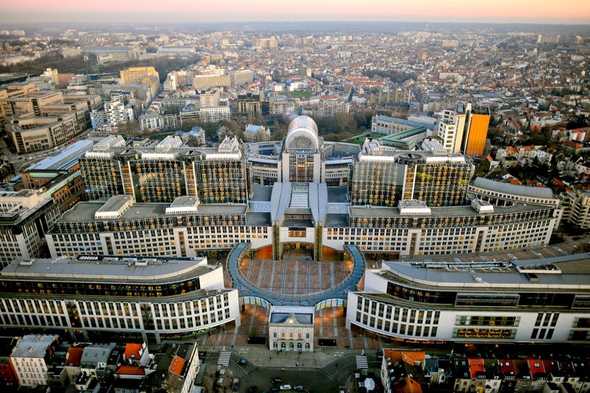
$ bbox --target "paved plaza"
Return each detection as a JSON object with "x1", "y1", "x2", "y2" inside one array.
[
  {"x1": 238, "y1": 248, "x2": 353, "y2": 296},
  {"x1": 193, "y1": 305, "x2": 386, "y2": 353}
]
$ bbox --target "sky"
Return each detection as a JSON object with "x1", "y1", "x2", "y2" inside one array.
[{"x1": 1, "y1": 0, "x2": 590, "y2": 24}]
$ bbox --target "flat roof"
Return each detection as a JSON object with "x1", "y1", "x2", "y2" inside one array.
[
  {"x1": 1, "y1": 255, "x2": 214, "y2": 284},
  {"x1": 471, "y1": 177, "x2": 555, "y2": 199},
  {"x1": 96, "y1": 195, "x2": 133, "y2": 214},
  {"x1": 80, "y1": 343, "x2": 116, "y2": 367},
  {"x1": 349, "y1": 202, "x2": 546, "y2": 219},
  {"x1": 246, "y1": 212, "x2": 272, "y2": 226},
  {"x1": 251, "y1": 184, "x2": 273, "y2": 202},
  {"x1": 26, "y1": 140, "x2": 94, "y2": 172},
  {"x1": 379, "y1": 252, "x2": 590, "y2": 290},
  {"x1": 11, "y1": 335, "x2": 57, "y2": 358},
  {"x1": 327, "y1": 186, "x2": 349, "y2": 203},
  {"x1": 59, "y1": 201, "x2": 247, "y2": 223}
]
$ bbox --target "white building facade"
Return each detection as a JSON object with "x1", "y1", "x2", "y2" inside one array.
[
  {"x1": 0, "y1": 256, "x2": 240, "y2": 342},
  {"x1": 347, "y1": 255, "x2": 590, "y2": 343},
  {"x1": 268, "y1": 306, "x2": 314, "y2": 352}
]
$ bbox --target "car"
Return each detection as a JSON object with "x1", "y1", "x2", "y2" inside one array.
[
  {"x1": 232, "y1": 378, "x2": 240, "y2": 392},
  {"x1": 294, "y1": 386, "x2": 305, "y2": 391},
  {"x1": 272, "y1": 378, "x2": 283, "y2": 385},
  {"x1": 280, "y1": 385, "x2": 292, "y2": 391},
  {"x1": 238, "y1": 357, "x2": 248, "y2": 365}
]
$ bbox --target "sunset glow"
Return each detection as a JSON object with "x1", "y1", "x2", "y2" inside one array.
[{"x1": 2, "y1": 0, "x2": 590, "y2": 24}]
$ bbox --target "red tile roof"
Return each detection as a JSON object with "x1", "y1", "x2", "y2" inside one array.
[
  {"x1": 468, "y1": 358, "x2": 486, "y2": 380},
  {"x1": 499, "y1": 359, "x2": 516, "y2": 377},
  {"x1": 123, "y1": 343, "x2": 143, "y2": 361},
  {"x1": 66, "y1": 346, "x2": 84, "y2": 367},
  {"x1": 116, "y1": 365, "x2": 145, "y2": 376},
  {"x1": 383, "y1": 349, "x2": 426, "y2": 367},
  {"x1": 394, "y1": 377, "x2": 423, "y2": 393},
  {"x1": 169, "y1": 355, "x2": 185, "y2": 377},
  {"x1": 527, "y1": 359, "x2": 546, "y2": 379}
]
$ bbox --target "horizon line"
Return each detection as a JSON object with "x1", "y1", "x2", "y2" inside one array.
[{"x1": 1, "y1": 19, "x2": 590, "y2": 27}]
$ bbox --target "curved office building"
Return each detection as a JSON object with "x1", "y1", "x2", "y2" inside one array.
[
  {"x1": 46, "y1": 116, "x2": 564, "y2": 262},
  {"x1": 0, "y1": 255, "x2": 239, "y2": 341},
  {"x1": 346, "y1": 253, "x2": 590, "y2": 343}
]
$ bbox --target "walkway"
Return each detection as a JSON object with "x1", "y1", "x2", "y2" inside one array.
[{"x1": 227, "y1": 243, "x2": 365, "y2": 307}]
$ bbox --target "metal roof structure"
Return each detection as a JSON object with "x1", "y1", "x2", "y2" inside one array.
[
  {"x1": 1, "y1": 255, "x2": 214, "y2": 284},
  {"x1": 26, "y1": 140, "x2": 94, "y2": 172},
  {"x1": 227, "y1": 243, "x2": 365, "y2": 307},
  {"x1": 379, "y1": 252, "x2": 590, "y2": 290},
  {"x1": 11, "y1": 335, "x2": 58, "y2": 359},
  {"x1": 471, "y1": 177, "x2": 555, "y2": 199}
]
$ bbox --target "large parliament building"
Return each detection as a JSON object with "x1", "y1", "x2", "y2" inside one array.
[
  {"x1": 3, "y1": 115, "x2": 587, "y2": 345},
  {"x1": 46, "y1": 115, "x2": 561, "y2": 261}
]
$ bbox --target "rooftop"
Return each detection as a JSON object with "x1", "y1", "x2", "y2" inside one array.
[
  {"x1": 26, "y1": 140, "x2": 94, "y2": 172},
  {"x1": 350, "y1": 202, "x2": 547, "y2": 219},
  {"x1": 81, "y1": 343, "x2": 116, "y2": 368},
  {"x1": 378, "y1": 252, "x2": 590, "y2": 290},
  {"x1": 1, "y1": 255, "x2": 213, "y2": 284},
  {"x1": 270, "y1": 306, "x2": 314, "y2": 325},
  {"x1": 471, "y1": 177, "x2": 555, "y2": 199},
  {"x1": 11, "y1": 335, "x2": 58, "y2": 359},
  {"x1": 59, "y1": 200, "x2": 247, "y2": 223}
]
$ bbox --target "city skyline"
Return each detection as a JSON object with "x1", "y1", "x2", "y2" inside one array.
[
  {"x1": 1, "y1": 3, "x2": 590, "y2": 391},
  {"x1": 2, "y1": 0, "x2": 590, "y2": 24}
]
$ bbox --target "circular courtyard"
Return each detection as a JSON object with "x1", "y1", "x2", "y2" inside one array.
[{"x1": 227, "y1": 243, "x2": 365, "y2": 307}]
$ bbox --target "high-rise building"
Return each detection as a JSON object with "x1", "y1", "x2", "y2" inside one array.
[
  {"x1": 371, "y1": 115, "x2": 433, "y2": 135},
  {"x1": 231, "y1": 69, "x2": 255, "y2": 87},
  {"x1": 0, "y1": 89, "x2": 8, "y2": 131},
  {"x1": 237, "y1": 93, "x2": 262, "y2": 116},
  {"x1": 463, "y1": 112, "x2": 491, "y2": 157},
  {"x1": 255, "y1": 36, "x2": 279, "y2": 50},
  {"x1": 436, "y1": 109, "x2": 467, "y2": 154},
  {"x1": 119, "y1": 66, "x2": 160, "y2": 101},
  {"x1": 47, "y1": 116, "x2": 562, "y2": 262},
  {"x1": 436, "y1": 104, "x2": 490, "y2": 157},
  {"x1": 192, "y1": 70, "x2": 230, "y2": 90},
  {"x1": 21, "y1": 139, "x2": 93, "y2": 214},
  {"x1": 8, "y1": 91, "x2": 64, "y2": 117},
  {"x1": 79, "y1": 136, "x2": 127, "y2": 200},
  {"x1": 80, "y1": 135, "x2": 247, "y2": 204},
  {"x1": 351, "y1": 139, "x2": 474, "y2": 207},
  {"x1": 0, "y1": 190, "x2": 59, "y2": 265},
  {"x1": 561, "y1": 189, "x2": 590, "y2": 230}
]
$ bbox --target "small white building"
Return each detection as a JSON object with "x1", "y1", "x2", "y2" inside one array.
[
  {"x1": 10, "y1": 335, "x2": 59, "y2": 387},
  {"x1": 268, "y1": 306, "x2": 314, "y2": 352},
  {"x1": 244, "y1": 124, "x2": 270, "y2": 142}
]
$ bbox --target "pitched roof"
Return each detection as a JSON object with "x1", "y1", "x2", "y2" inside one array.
[
  {"x1": 116, "y1": 365, "x2": 145, "y2": 376},
  {"x1": 123, "y1": 343, "x2": 143, "y2": 361},
  {"x1": 66, "y1": 346, "x2": 84, "y2": 367},
  {"x1": 169, "y1": 355, "x2": 185, "y2": 377}
]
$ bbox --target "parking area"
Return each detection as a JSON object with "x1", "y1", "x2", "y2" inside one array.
[{"x1": 197, "y1": 349, "x2": 362, "y2": 393}]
